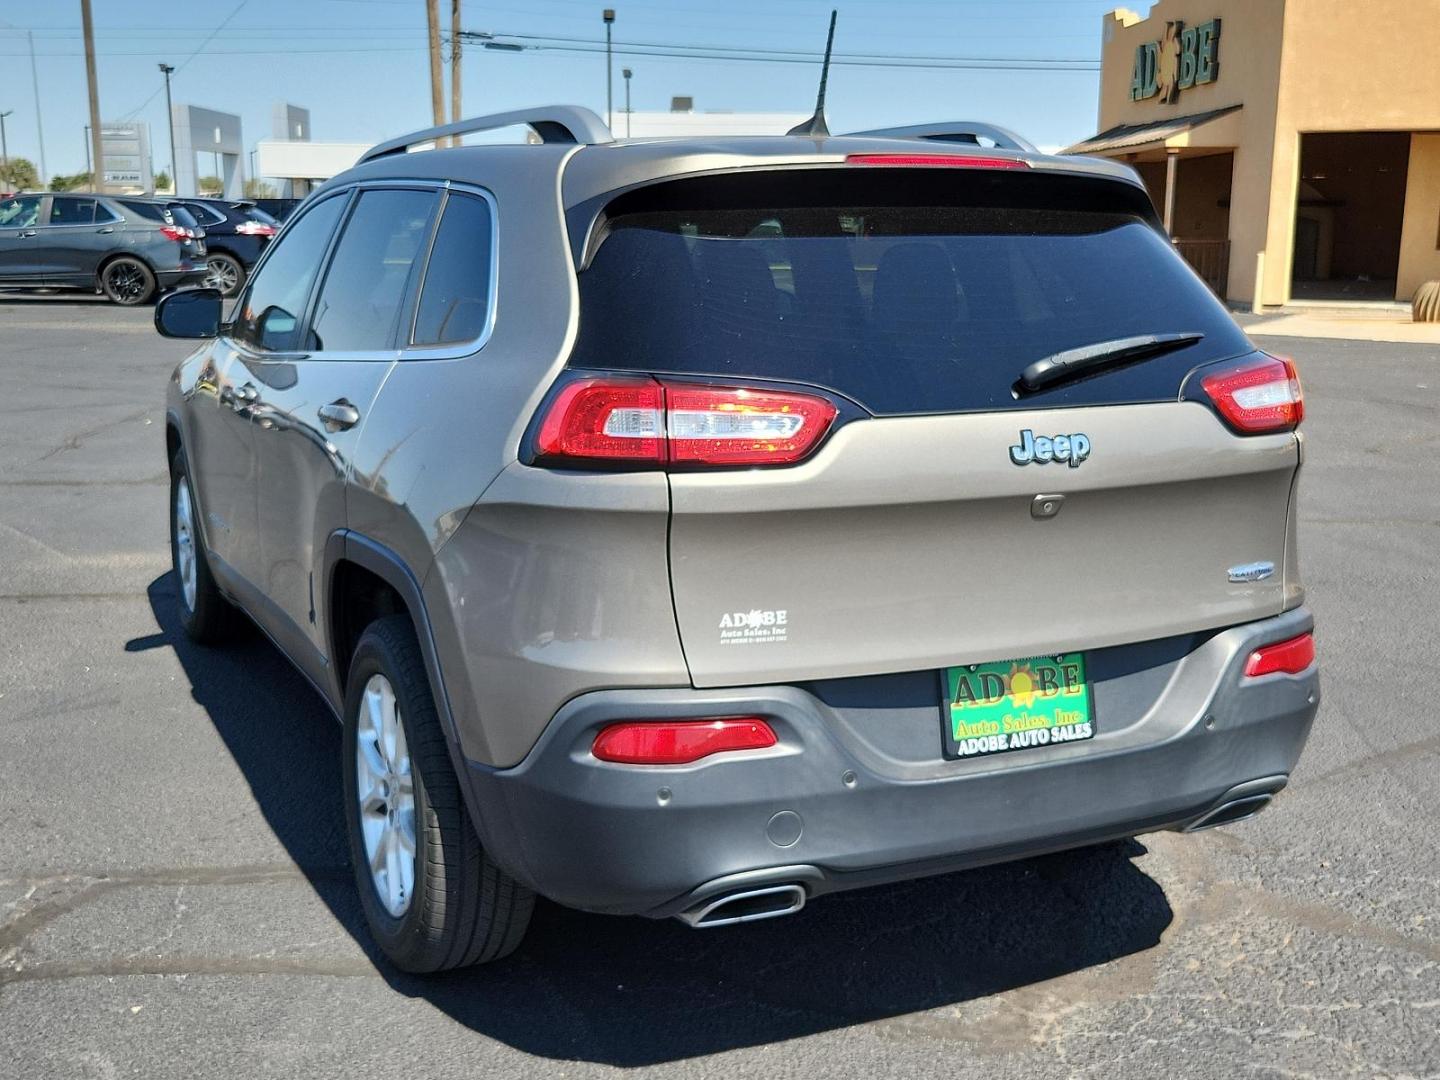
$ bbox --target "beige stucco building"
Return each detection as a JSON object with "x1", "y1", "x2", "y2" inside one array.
[{"x1": 1065, "y1": 0, "x2": 1440, "y2": 308}]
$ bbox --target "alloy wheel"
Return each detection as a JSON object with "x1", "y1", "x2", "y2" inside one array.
[
  {"x1": 173, "y1": 478, "x2": 197, "y2": 613},
  {"x1": 355, "y1": 673, "x2": 417, "y2": 918},
  {"x1": 105, "y1": 261, "x2": 147, "y2": 303},
  {"x1": 204, "y1": 256, "x2": 239, "y2": 295}
]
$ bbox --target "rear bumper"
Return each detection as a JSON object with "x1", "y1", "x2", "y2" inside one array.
[{"x1": 464, "y1": 607, "x2": 1318, "y2": 917}]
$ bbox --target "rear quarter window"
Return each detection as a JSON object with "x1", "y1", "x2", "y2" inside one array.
[{"x1": 568, "y1": 169, "x2": 1252, "y2": 415}]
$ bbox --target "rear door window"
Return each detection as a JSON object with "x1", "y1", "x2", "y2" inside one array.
[
  {"x1": 569, "y1": 171, "x2": 1252, "y2": 415},
  {"x1": 306, "y1": 187, "x2": 437, "y2": 353},
  {"x1": 48, "y1": 197, "x2": 97, "y2": 225},
  {"x1": 411, "y1": 191, "x2": 494, "y2": 347}
]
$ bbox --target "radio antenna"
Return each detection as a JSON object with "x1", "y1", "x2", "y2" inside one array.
[{"x1": 787, "y1": 9, "x2": 838, "y2": 137}]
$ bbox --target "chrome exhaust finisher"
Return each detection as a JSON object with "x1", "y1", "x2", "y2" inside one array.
[
  {"x1": 675, "y1": 884, "x2": 807, "y2": 928},
  {"x1": 1182, "y1": 793, "x2": 1275, "y2": 832}
]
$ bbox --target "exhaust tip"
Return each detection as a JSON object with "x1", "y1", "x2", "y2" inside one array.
[
  {"x1": 1183, "y1": 793, "x2": 1274, "y2": 832},
  {"x1": 676, "y1": 884, "x2": 807, "y2": 928}
]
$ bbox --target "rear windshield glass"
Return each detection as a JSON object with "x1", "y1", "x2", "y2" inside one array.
[{"x1": 569, "y1": 185, "x2": 1251, "y2": 415}]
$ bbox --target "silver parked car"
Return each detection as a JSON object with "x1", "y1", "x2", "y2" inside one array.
[
  {"x1": 0, "y1": 192, "x2": 208, "y2": 304},
  {"x1": 156, "y1": 106, "x2": 1318, "y2": 972}
]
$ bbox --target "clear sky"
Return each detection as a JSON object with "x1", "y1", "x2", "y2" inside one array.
[{"x1": 0, "y1": 0, "x2": 1157, "y2": 182}]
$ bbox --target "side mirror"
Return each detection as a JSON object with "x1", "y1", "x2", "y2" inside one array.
[{"x1": 154, "y1": 287, "x2": 223, "y2": 339}]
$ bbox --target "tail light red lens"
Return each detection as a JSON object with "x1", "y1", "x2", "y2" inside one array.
[
  {"x1": 845, "y1": 152, "x2": 1030, "y2": 170},
  {"x1": 1200, "y1": 354, "x2": 1303, "y2": 434},
  {"x1": 235, "y1": 221, "x2": 277, "y2": 236},
  {"x1": 1244, "y1": 632, "x2": 1315, "y2": 677},
  {"x1": 592, "y1": 718, "x2": 778, "y2": 765},
  {"x1": 536, "y1": 377, "x2": 665, "y2": 463},
  {"x1": 534, "y1": 377, "x2": 838, "y2": 469},
  {"x1": 159, "y1": 225, "x2": 188, "y2": 243}
]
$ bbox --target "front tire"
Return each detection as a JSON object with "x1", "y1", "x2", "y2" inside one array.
[
  {"x1": 342, "y1": 616, "x2": 533, "y2": 972},
  {"x1": 169, "y1": 448, "x2": 237, "y2": 644},
  {"x1": 100, "y1": 256, "x2": 157, "y2": 305}
]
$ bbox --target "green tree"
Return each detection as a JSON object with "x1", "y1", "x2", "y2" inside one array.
[
  {"x1": 49, "y1": 170, "x2": 95, "y2": 192},
  {"x1": 154, "y1": 170, "x2": 171, "y2": 193},
  {"x1": 198, "y1": 175, "x2": 223, "y2": 194},
  {"x1": 0, "y1": 156, "x2": 40, "y2": 191},
  {"x1": 243, "y1": 177, "x2": 276, "y2": 199}
]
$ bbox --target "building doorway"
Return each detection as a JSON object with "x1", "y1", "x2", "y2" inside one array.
[{"x1": 1291, "y1": 132, "x2": 1411, "y2": 301}]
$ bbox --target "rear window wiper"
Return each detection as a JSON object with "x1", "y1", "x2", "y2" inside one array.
[{"x1": 1015, "y1": 332, "x2": 1205, "y2": 396}]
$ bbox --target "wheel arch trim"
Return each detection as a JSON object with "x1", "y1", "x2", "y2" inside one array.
[{"x1": 323, "y1": 530, "x2": 502, "y2": 860}]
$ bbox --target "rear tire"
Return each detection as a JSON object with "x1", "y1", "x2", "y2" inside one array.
[
  {"x1": 100, "y1": 256, "x2": 156, "y2": 305},
  {"x1": 203, "y1": 252, "x2": 246, "y2": 298},
  {"x1": 169, "y1": 448, "x2": 238, "y2": 644},
  {"x1": 342, "y1": 615, "x2": 534, "y2": 972}
]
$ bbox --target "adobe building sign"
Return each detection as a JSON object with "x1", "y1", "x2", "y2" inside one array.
[{"x1": 1131, "y1": 18, "x2": 1222, "y2": 103}]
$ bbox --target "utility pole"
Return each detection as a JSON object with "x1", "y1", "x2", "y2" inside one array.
[
  {"x1": 426, "y1": 0, "x2": 445, "y2": 143},
  {"x1": 450, "y1": 0, "x2": 462, "y2": 145},
  {"x1": 83, "y1": 126, "x2": 91, "y2": 174},
  {"x1": 0, "y1": 112, "x2": 11, "y2": 189},
  {"x1": 80, "y1": 0, "x2": 105, "y2": 193},
  {"x1": 603, "y1": 9, "x2": 615, "y2": 130},
  {"x1": 622, "y1": 68, "x2": 632, "y2": 138},
  {"x1": 28, "y1": 32, "x2": 47, "y2": 187},
  {"x1": 159, "y1": 64, "x2": 176, "y2": 193}
]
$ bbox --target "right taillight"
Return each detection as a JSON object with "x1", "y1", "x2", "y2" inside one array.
[
  {"x1": 1200, "y1": 354, "x2": 1303, "y2": 434},
  {"x1": 533, "y1": 376, "x2": 838, "y2": 469},
  {"x1": 1244, "y1": 632, "x2": 1315, "y2": 677}
]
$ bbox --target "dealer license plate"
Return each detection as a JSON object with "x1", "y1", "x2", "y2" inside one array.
[{"x1": 942, "y1": 653, "x2": 1095, "y2": 759}]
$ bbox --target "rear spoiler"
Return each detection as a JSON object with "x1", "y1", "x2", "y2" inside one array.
[{"x1": 844, "y1": 122, "x2": 1038, "y2": 153}]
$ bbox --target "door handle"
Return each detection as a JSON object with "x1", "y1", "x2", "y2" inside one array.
[
  {"x1": 97, "y1": 226, "x2": 114, "y2": 234},
  {"x1": 19, "y1": 230, "x2": 36, "y2": 238},
  {"x1": 318, "y1": 399, "x2": 361, "y2": 431}
]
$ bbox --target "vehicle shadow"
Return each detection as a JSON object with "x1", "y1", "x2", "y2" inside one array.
[{"x1": 137, "y1": 571, "x2": 1175, "y2": 1067}]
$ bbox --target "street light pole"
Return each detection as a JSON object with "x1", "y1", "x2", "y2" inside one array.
[
  {"x1": 622, "y1": 68, "x2": 632, "y2": 138},
  {"x1": 0, "y1": 111, "x2": 12, "y2": 188},
  {"x1": 80, "y1": 0, "x2": 106, "y2": 193},
  {"x1": 603, "y1": 9, "x2": 615, "y2": 130},
  {"x1": 159, "y1": 64, "x2": 176, "y2": 194},
  {"x1": 28, "y1": 32, "x2": 47, "y2": 187}
]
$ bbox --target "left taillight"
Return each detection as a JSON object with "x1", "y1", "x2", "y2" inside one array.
[
  {"x1": 1199, "y1": 354, "x2": 1304, "y2": 434},
  {"x1": 235, "y1": 221, "x2": 277, "y2": 237},
  {"x1": 159, "y1": 225, "x2": 188, "y2": 243},
  {"x1": 533, "y1": 376, "x2": 838, "y2": 470}
]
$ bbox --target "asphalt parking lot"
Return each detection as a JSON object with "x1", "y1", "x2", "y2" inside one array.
[{"x1": 1, "y1": 295, "x2": 1438, "y2": 1079}]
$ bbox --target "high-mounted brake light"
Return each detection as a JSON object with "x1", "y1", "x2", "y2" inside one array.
[
  {"x1": 534, "y1": 377, "x2": 838, "y2": 469},
  {"x1": 1200, "y1": 354, "x2": 1303, "y2": 434},
  {"x1": 235, "y1": 220, "x2": 277, "y2": 237},
  {"x1": 845, "y1": 153, "x2": 1030, "y2": 170},
  {"x1": 592, "y1": 718, "x2": 778, "y2": 765},
  {"x1": 1244, "y1": 632, "x2": 1315, "y2": 678}
]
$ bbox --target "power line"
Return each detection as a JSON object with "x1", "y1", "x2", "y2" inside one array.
[{"x1": 118, "y1": 0, "x2": 250, "y2": 119}]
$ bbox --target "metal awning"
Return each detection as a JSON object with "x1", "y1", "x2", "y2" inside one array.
[{"x1": 1063, "y1": 104, "x2": 1242, "y2": 156}]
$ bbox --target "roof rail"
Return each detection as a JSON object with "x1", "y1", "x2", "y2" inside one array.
[
  {"x1": 360, "y1": 105, "x2": 612, "y2": 163},
  {"x1": 845, "y1": 121, "x2": 1038, "y2": 154}
]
